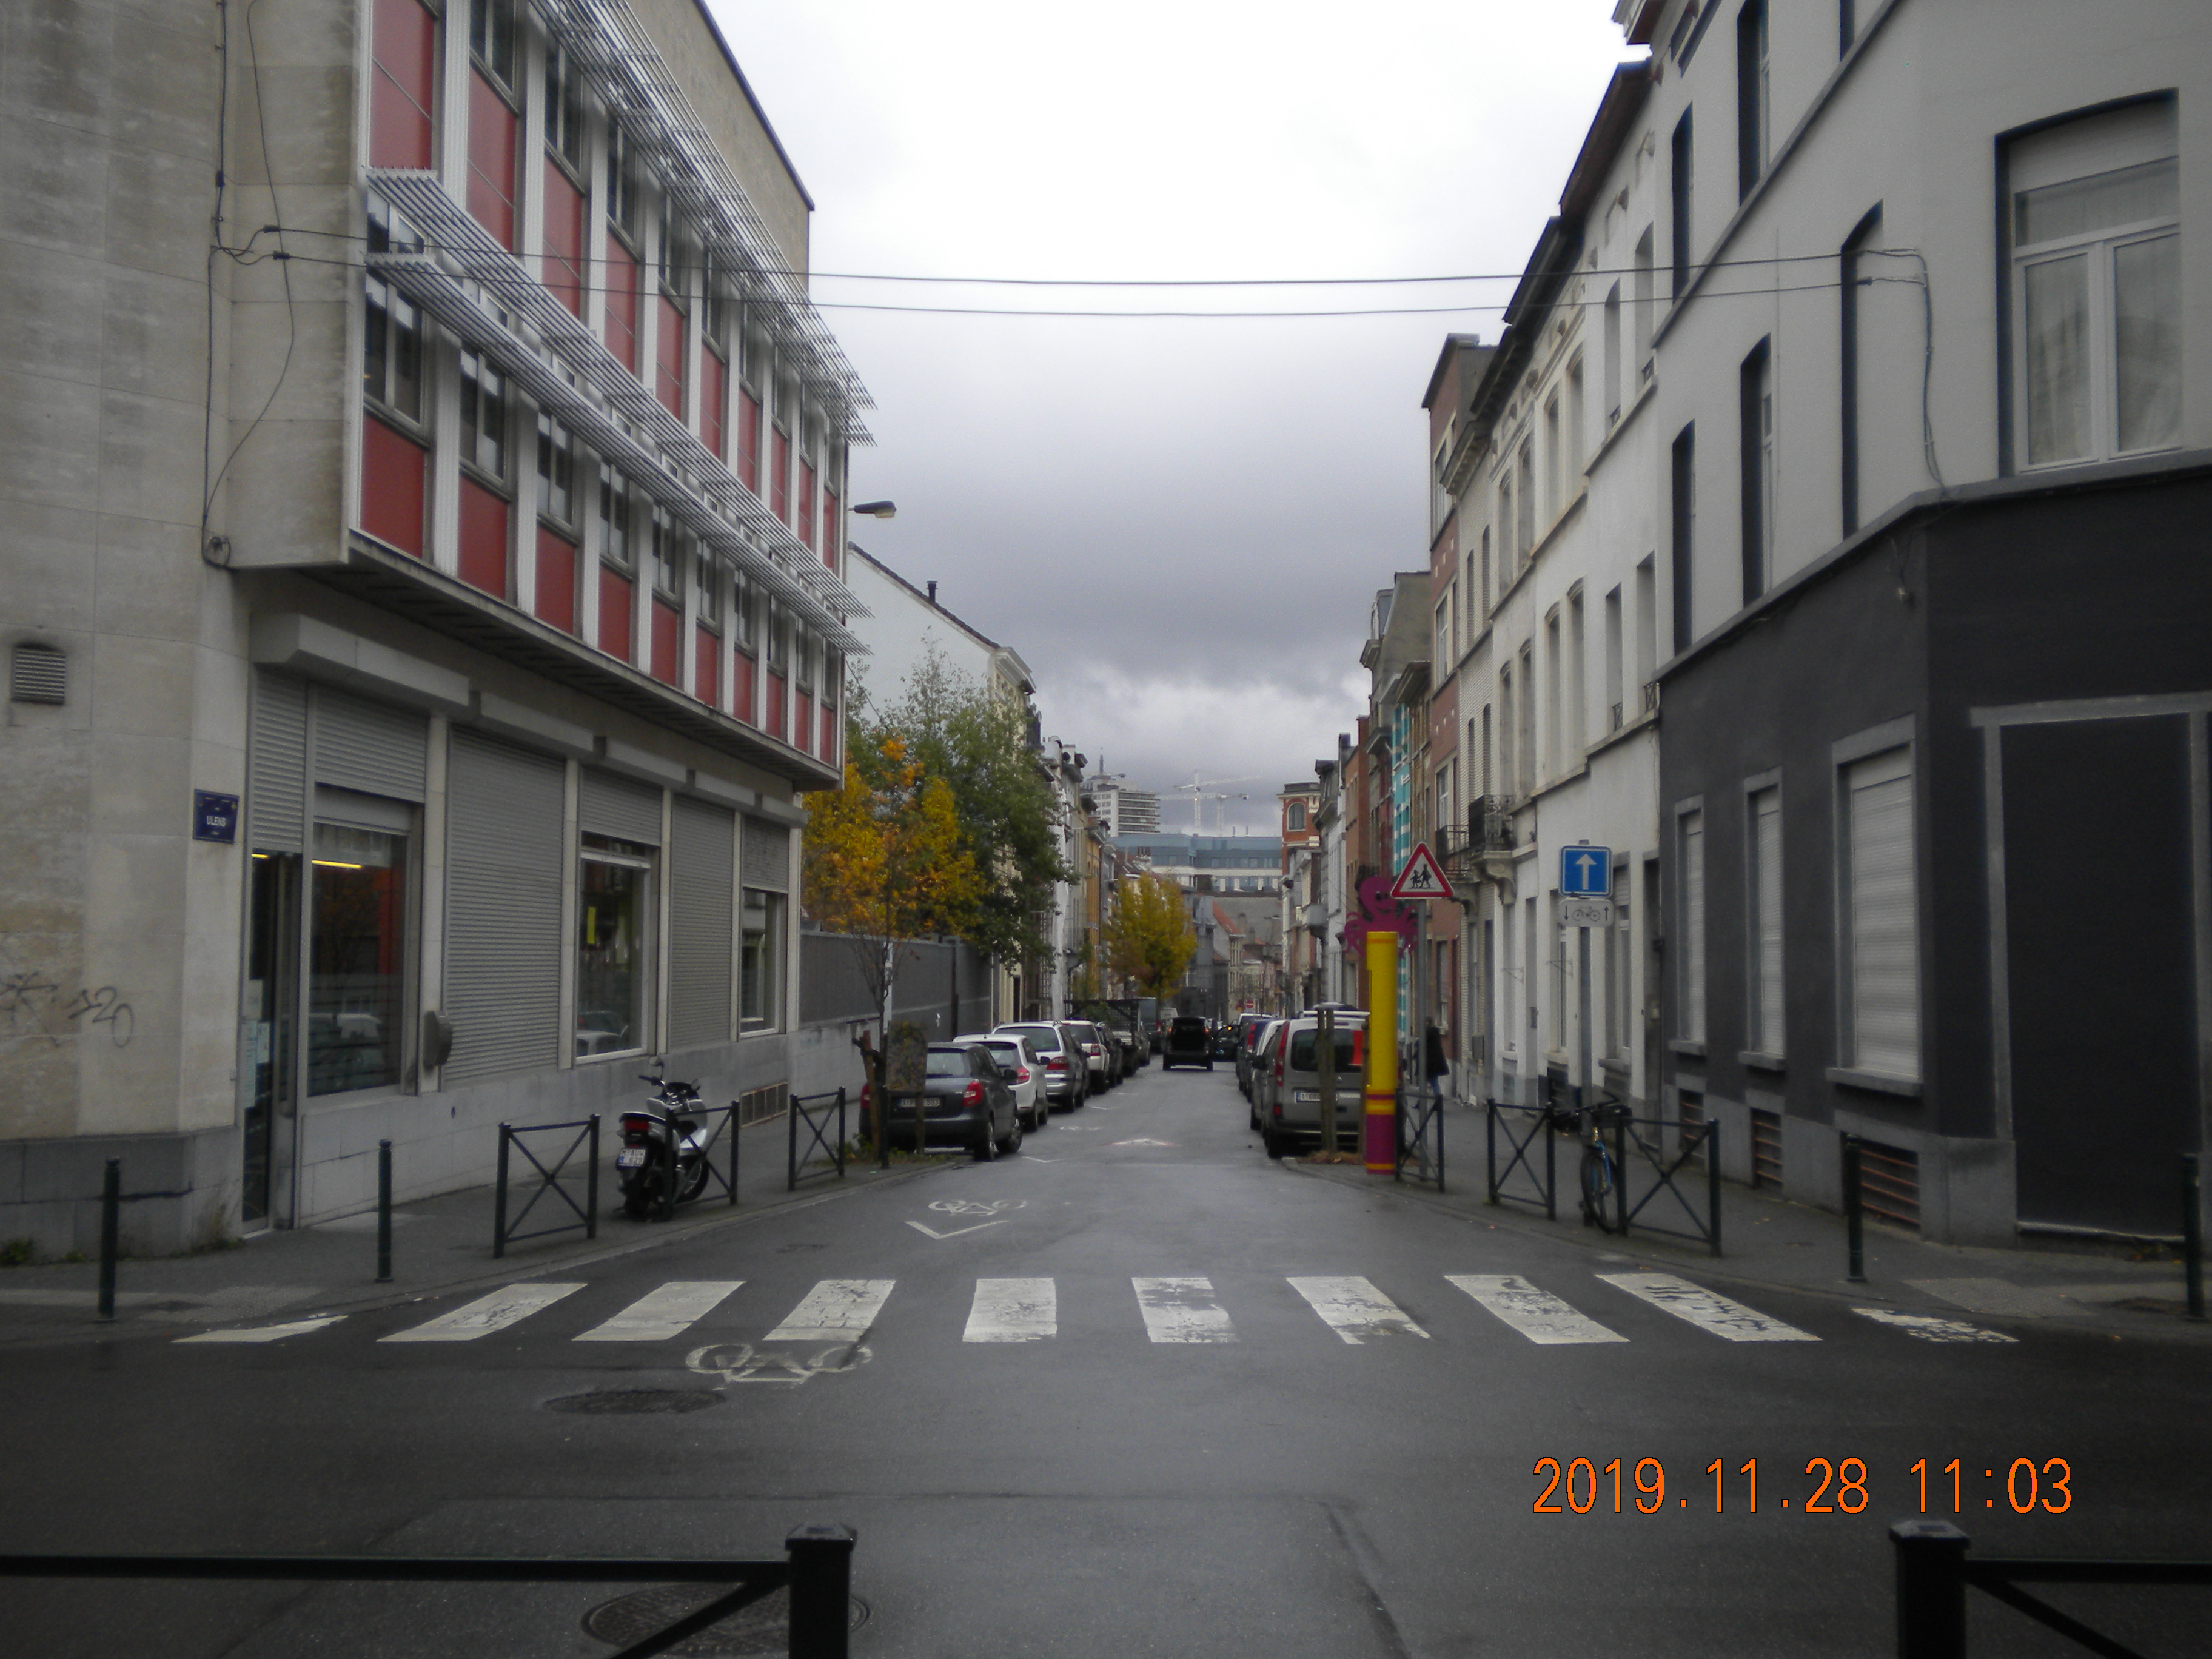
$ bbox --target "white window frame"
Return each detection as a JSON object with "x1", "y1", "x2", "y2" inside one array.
[
  {"x1": 1831, "y1": 724, "x2": 1920, "y2": 1086},
  {"x1": 1744, "y1": 775, "x2": 1784, "y2": 1059},
  {"x1": 1675, "y1": 801, "x2": 1706, "y2": 1047}
]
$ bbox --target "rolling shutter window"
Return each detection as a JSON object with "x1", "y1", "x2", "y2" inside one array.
[
  {"x1": 668, "y1": 798, "x2": 736, "y2": 1048},
  {"x1": 249, "y1": 672, "x2": 309, "y2": 853},
  {"x1": 314, "y1": 686, "x2": 427, "y2": 801},
  {"x1": 1751, "y1": 787, "x2": 1783, "y2": 1053},
  {"x1": 444, "y1": 731, "x2": 565, "y2": 1081},
  {"x1": 742, "y1": 816, "x2": 789, "y2": 891},
  {"x1": 1679, "y1": 809, "x2": 1706, "y2": 1042},
  {"x1": 1846, "y1": 748, "x2": 1918, "y2": 1077},
  {"x1": 579, "y1": 768, "x2": 663, "y2": 843}
]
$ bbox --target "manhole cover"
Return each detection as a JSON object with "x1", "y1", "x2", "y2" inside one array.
[
  {"x1": 583, "y1": 1584, "x2": 868, "y2": 1655},
  {"x1": 545, "y1": 1389, "x2": 722, "y2": 1415}
]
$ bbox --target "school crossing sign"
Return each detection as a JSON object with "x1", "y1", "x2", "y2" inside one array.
[{"x1": 1389, "y1": 842, "x2": 1455, "y2": 902}]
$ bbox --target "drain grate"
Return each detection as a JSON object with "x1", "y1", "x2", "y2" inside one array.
[
  {"x1": 545, "y1": 1389, "x2": 722, "y2": 1415},
  {"x1": 583, "y1": 1584, "x2": 868, "y2": 1656}
]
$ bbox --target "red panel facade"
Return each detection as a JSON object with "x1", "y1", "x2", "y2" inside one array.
[
  {"x1": 535, "y1": 528, "x2": 577, "y2": 633},
  {"x1": 605, "y1": 240, "x2": 640, "y2": 374},
  {"x1": 736, "y1": 388, "x2": 760, "y2": 491},
  {"x1": 700, "y1": 349, "x2": 728, "y2": 459},
  {"x1": 598, "y1": 568, "x2": 634, "y2": 661},
  {"x1": 820, "y1": 483, "x2": 838, "y2": 567},
  {"x1": 731, "y1": 651, "x2": 755, "y2": 723},
  {"x1": 457, "y1": 477, "x2": 511, "y2": 597},
  {"x1": 655, "y1": 297, "x2": 685, "y2": 418},
  {"x1": 466, "y1": 73, "x2": 518, "y2": 250},
  {"x1": 543, "y1": 162, "x2": 586, "y2": 318},
  {"x1": 794, "y1": 691, "x2": 815, "y2": 756},
  {"x1": 369, "y1": 0, "x2": 437, "y2": 169},
  {"x1": 797, "y1": 460, "x2": 816, "y2": 551},
  {"x1": 766, "y1": 671, "x2": 786, "y2": 740},
  {"x1": 360, "y1": 416, "x2": 427, "y2": 556},
  {"x1": 770, "y1": 426, "x2": 789, "y2": 520},
  {"x1": 649, "y1": 598, "x2": 680, "y2": 685},
  {"x1": 694, "y1": 627, "x2": 720, "y2": 708}
]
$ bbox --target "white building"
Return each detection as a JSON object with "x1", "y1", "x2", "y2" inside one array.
[{"x1": 843, "y1": 547, "x2": 1034, "y2": 713}]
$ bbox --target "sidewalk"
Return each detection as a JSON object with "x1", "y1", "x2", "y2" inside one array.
[
  {"x1": 0, "y1": 1108, "x2": 944, "y2": 1350},
  {"x1": 1290, "y1": 1102, "x2": 2209, "y2": 1344}
]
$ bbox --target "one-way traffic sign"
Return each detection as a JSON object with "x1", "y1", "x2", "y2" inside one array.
[
  {"x1": 1390, "y1": 842, "x2": 1455, "y2": 901},
  {"x1": 1559, "y1": 843, "x2": 1614, "y2": 898}
]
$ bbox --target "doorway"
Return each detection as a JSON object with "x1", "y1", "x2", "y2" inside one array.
[{"x1": 243, "y1": 851, "x2": 300, "y2": 1230}]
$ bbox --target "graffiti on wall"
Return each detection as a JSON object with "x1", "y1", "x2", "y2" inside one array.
[{"x1": 0, "y1": 971, "x2": 135, "y2": 1049}]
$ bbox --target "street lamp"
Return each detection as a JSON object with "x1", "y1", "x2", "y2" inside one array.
[{"x1": 850, "y1": 500, "x2": 897, "y2": 519}]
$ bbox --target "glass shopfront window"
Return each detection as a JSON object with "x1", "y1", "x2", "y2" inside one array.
[
  {"x1": 578, "y1": 833, "x2": 654, "y2": 1057},
  {"x1": 740, "y1": 887, "x2": 782, "y2": 1033},
  {"x1": 307, "y1": 823, "x2": 409, "y2": 1097}
]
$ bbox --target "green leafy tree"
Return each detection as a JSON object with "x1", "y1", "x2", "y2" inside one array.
[{"x1": 1104, "y1": 872, "x2": 1198, "y2": 996}]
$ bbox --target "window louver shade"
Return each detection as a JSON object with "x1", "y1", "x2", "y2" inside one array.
[
  {"x1": 10, "y1": 643, "x2": 65, "y2": 704},
  {"x1": 443, "y1": 731, "x2": 565, "y2": 1082}
]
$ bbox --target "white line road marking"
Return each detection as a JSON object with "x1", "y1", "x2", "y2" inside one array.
[
  {"x1": 1446, "y1": 1275, "x2": 1627, "y2": 1345},
  {"x1": 1110, "y1": 1138, "x2": 1175, "y2": 1147},
  {"x1": 1598, "y1": 1273, "x2": 1819, "y2": 1342},
  {"x1": 574, "y1": 1281, "x2": 742, "y2": 1342},
  {"x1": 1288, "y1": 1276, "x2": 1429, "y2": 1343},
  {"x1": 1132, "y1": 1276, "x2": 1236, "y2": 1344},
  {"x1": 177, "y1": 1316, "x2": 346, "y2": 1344},
  {"x1": 1854, "y1": 1307, "x2": 2018, "y2": 1344},
  {"x1": 764, "y1": 1279, "x2": 895, "y2": 1344},
  {"x1": 379, "y1": 1283, "x2": 585, "y2": 1342},
  {"x1": 965, "y1": 1278, "x2": 1057, "y2": 1342},
  {"x1": 905, "y1": 1219, "x2": 1008, "y2": 1240},
  {"x1": 931, "y1": 1199, "x2": 1026, "y2": 1216}
]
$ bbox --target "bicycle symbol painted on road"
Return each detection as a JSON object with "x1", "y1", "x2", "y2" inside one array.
[
  {"x1": 685, "y1": 1342, "x2": 872, "y2": 1386},
  {"x1": 928, "y1": 1198, "x2": 1028, "y2": 1218}
]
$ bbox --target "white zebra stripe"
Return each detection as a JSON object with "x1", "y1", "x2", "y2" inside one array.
[
  {"x1": 964, "y1": 1278, "x2": 1057, "y2": 1342},
  {"x1": 1598, "y1": 1273, "x2": 1818, "y2": 1342},
  {"x1": 379, "y1": 1283, "x2": 585, "y2": 1343},
  {"x1": 1132, "y1": 1276, "x2": 1236, "y2": 1344},
  {"x1": 765, "y1": 1279, "x2": 895, "y2": 1344},
  {"x1": 1446, "y1": 1275, "x2": 1627, "y2": 1344},
  {"x1": 1287, "y1": 1276, "x2": 1429, "y2": 1343},
  {"x1": 177, "y1": 1316, "x2": 346, "y2": 1344},
  {"x1": 575, "y1": 1281, "x2": 743, "y2": 1342}
]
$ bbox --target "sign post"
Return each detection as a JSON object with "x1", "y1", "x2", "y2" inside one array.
[
  {"x1": 1558, "y1": 845, "x2": 1614, "y2": 1107},
  {"x1": 1364, "y1": 929, "x2": 1398, "y2": 1173}
]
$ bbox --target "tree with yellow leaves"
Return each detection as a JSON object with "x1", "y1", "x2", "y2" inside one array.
[
  {"x1": 803, "y1": 735, "x2": 982, "y2": 1151},
  {"x1": 1103, "y1": 871, "x2": 1198, "y2": 998}
]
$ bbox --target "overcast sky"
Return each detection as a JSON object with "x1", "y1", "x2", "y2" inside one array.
[{"x1": 711, "y1": 1, "x2": 1640, "y2": 836}]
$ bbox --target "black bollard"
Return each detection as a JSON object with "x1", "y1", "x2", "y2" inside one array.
[
  {"x1": 96, "y1": 1159, "x2": 120, "y2": 1321},
  {"x1": 785, "y1": 1523, "x2": 856, "y2": 1658},
  {"x1": 375, "y1": 1140, "x2": 394, "y2": 1284}
]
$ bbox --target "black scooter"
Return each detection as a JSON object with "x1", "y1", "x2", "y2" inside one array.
[{"x1": 615, "y1": 1059, "x2": 722, "y2": 1218}]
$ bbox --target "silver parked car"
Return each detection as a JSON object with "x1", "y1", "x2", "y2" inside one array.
[
  {"x1": 959, "y1": 1031, "x2": 1046, "y2": 1131},
  {"x1": 993, "y1": 1021, "x2": 1086, "y2": 1110},
  {"x1": 1256, "y1": 1010, "x2": 1367, "y2": 1159}
]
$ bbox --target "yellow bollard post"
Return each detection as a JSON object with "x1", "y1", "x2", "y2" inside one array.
[{"x1": 1364, "y1": 930, "x2": 1398, "y2": 1172}]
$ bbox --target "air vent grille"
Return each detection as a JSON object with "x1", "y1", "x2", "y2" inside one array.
[{"x1": 10, "y1": 643, "x2": 65, "y2": 705}]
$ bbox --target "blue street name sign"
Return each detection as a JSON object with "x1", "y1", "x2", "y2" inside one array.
[
  {"x1": 193, "y1": 790, "x2": 240, "y2": 845},
  {"x1": 1558, "y1": 843, "x2": 1613, "y2": 898}
]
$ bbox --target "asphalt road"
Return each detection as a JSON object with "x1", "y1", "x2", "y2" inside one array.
[{"x1": 4, "y1": 1061, "x2": 2209, "y2": 1657}]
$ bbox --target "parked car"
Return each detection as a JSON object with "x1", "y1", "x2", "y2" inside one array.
[
  {"x1": 1235, "y1": 1014, "x2": 1278, "y2": 1099},
  {"x1": 886, "y1": 1042, "x2": 1022, "y2": 1160},
  {"x1": 1210, "y1": 1021, "x2": 1239, "y2": 1061},
  {"x1": 958, "y1": 1030, "x2": 1045, "y2": 1131},
  {"x1": 993, "y1": 1021, "x2": 1086, "y2": 1110},
  {"x1": 1247, "y1": 1019, "x2": 1288, "y2": 1128},
  {"x1": 1256, "y1": 1011, "x2": 1367, "y2": 1159},
  {"x1": 1066, "y1": 1019, "x2": 1113, "y2": 1091},
  {"x1": 1161, "y1": 1014, "x2": 1213, "y2": 1070}
]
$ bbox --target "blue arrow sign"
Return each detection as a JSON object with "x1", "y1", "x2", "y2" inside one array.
[{"x1": 1559, "y1": 844, "x2": 1614, "y2": 898}]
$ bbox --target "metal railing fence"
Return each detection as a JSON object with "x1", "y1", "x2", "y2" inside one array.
[
  {"x1": 1892, "y1": 1520, "x2": 2212, "y2": 1658},
  {"x1": 1485, "y1": 1099, "x2": 1557, "y2": 1220},
  {"x1": 0, "y1": 1524, "x2": 857, "y2": 1659},
  {"x1": 492, "y1": 1115, "x2": 599, "y2": 1258},
  {"x1": 787, "y1": 1088, "x2": 848, "y2": 1191}
]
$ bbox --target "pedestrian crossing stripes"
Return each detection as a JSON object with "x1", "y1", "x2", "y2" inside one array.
[
  {"x1": 965, "y1": 1278, "x2": 1055, "y2": 1342},
  {"x1": 377, "y1": 1282, "x2": 584, "y2": 1342},
  {"x1": 1287, "y1": 1276, "x2": 1429, "y2": 1343},
  {"x1": 1447, "y1": 1275, "x2": 1626, "y2": 1344},
  {"x1": 176, "y1": 1270, "x2": 2016, "y2": 1350},
  {"x1": 763, "y1": 1279, "x2": 894, "y2": 1344},
  {"x1": 1133, "y1": 1276, "x2": 1236, "y2": 1344},
  {"x1": 574, "y1": 1281, "x2": 742, "y2": 1342},
  {"x1": 1597, "y1": 1273, "x2": 1818, "y2": 1342}
]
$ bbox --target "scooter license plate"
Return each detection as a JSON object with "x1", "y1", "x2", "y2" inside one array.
[{"x1": 615, "y1": 1147, "x2": 648, "y2": 1170}]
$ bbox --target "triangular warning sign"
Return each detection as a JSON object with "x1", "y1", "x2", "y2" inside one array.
[{"x1": 1390, "y1": 842, "x2": 1455, "y2": 901}]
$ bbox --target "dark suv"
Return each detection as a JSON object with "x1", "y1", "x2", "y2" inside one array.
[{"x1": 1161, "y1": 1015, "x2": 1213, "y2": 1071}]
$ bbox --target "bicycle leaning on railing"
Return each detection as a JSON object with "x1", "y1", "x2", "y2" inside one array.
[{"x1": 1575, "y1": 1095, "x2": 1634, "y2": 1234}]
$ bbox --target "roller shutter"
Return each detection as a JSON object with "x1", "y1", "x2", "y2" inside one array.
[
  {"x1": 249, "y1": 671, "x2": 308, "y2": 853},
  {"x1": 1751, "y1": 788, "x2": 1783, "y2": 1053},
  {"x1": 580, "y1": 768, "x2": 663, "y2": 843},
  {"x1": 444, "y1": 731, "x2": 565, "y2": 1082},
  {"x1": 1678, "y1": 808, "x2": 1705, "y2": 1042},
  {"x1": 314, "y1": 685, "x2": 427, "y2": 800},
  {"x1": 743, "y1": 816, "x2": 788, "y2": 891},
  {"x1": 1846, "y1": 748, "x2": 1917, "y2": 1077},
  {"x1": 668, "y1": 797, "x2": 736, "y2": 1048}
]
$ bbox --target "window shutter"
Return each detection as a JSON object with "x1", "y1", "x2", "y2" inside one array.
[
  {"x1": 1680, "y1": 809, "x2": 1705, "y2": 1042},
  {"x1": 444, "y1": 731, "x2": 565, "y2": 1081},
  {"x1": 249, "y1": 672, "x2": 309, "y2": 854},
  {"x1": 579, "y1": 768, "x2": 662, "y2": 843},
  {"x1": 314, "y1": 686, "x2": 427, "y2": 801},
  {"x1": 742, "y1": 817, "x2": 788, "y2": 891},
  {"x1": 668, "y1": 797, "x2": 735, "y2": 1048},
  {"x1": 1753, "y1": 788, "x2": 1783, "y2": 1052},
  {"x1": 1847, "y1": 749, "x2": 1917, "y2": 1076}
]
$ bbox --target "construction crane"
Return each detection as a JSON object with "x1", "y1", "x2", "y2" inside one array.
[{"x1": 1168, "y1": 774, "x2": 1262, "y2": 836}]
